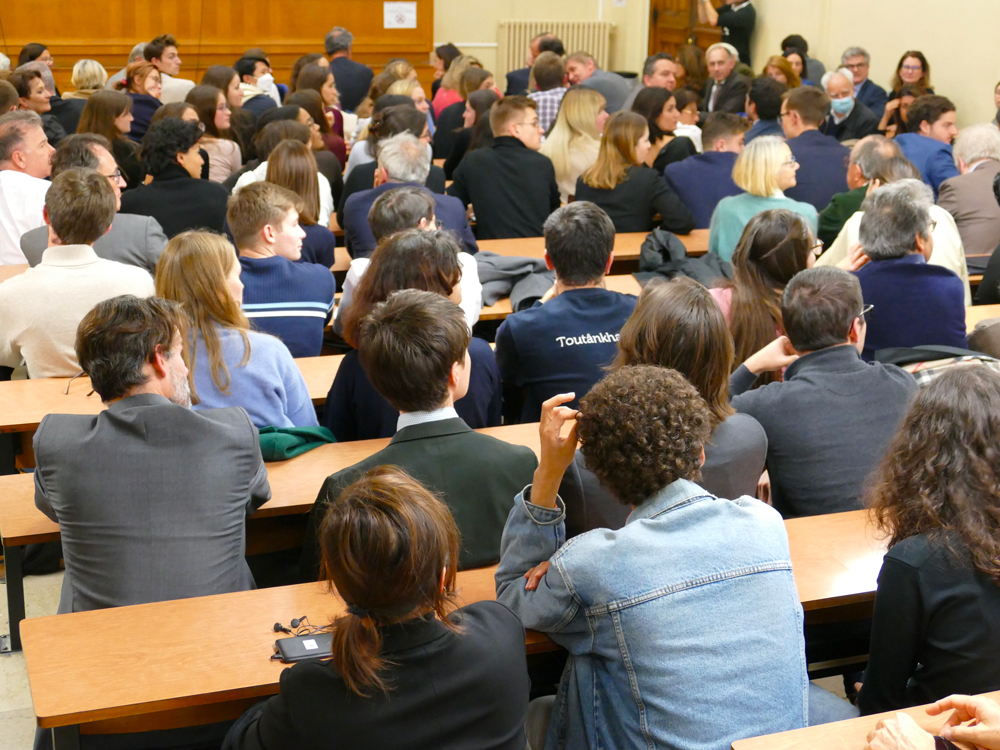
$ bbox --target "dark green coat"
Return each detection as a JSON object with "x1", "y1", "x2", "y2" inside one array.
[{"x1": 818, "y1": 184, "x2": 868, "y2": 249}]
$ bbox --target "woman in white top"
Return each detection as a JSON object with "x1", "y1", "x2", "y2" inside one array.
[
  {"x1": 817, "y1": 157, "x2": 971, "y2": 305},
  {"x1": 673, "y1": 89, "x2": 704, "y2": 153},
  {"x1": 539, "y1": 88, "x2": 609, "y2": 203},
  {"x1": 185, "y1": 84, "x2": 242, "y2": 183}
]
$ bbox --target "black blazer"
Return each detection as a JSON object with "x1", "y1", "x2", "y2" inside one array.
[
  {"x1": 119, "y1": 163, "x2": 230, "y2": 238},
  {"x1": 228, "y1": 602, "x2": 530, "y2": 750},
  {"x1": 300, "y1": 418, "x2": 538, "y2": 578},
  {"x1": 700, "y1": 74, "x2": 751, "y2": 116},
  {"x1": 448, "y1": 137, "x2": 561, "y2": 240},
  {"x1": 49, "y1": 95, "x2": 86, "y2": 137},
  {"x1": 821, "y1": 101, "x2": 880, "y2": 142},
  {"x1": 651, "y1": 135, "x2": 698, "y2": 174},
  {"x1": 336, "y1": 162, "x2": 445, "y2": 232},
  {"x1": 505, "y1": 67, "x2": 531, "y2": 96},
  {"x1": 432, "y1": 101, "x2": 466, "y2": 160},
  {"x1": 574, "y1": 165, "x2": 695, "y2": 234}
]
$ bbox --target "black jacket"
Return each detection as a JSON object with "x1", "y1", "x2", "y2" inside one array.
[
  {"x1": 119, "y1": 163, "x2": 230, "y2": 238},
  {"x1": 821, "y1": 101, "x2": 881, "y2": 142},
  {"x1": 432, "y1": 101, "x2": 466, "y2": 159},
  {"x1": 227, "y1": 602, "x2": 530, "y2": 750},
  {"x1": 448, "y1": 137, "x2": 560, "y2": 240},
  {"x1": 700, "y1": 74, "x2": 752, "y2": 116},
  {"x1": 49, "y1": 95, "x2": 86, "y2": 137},
  {"x1": 329, "y1": 57, "x2": 375, "y2": 113},
  {"x1": 574, "y1": 165, "x2": 695, "y2": 234}
]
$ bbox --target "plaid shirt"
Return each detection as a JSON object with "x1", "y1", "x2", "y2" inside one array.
[
  {"x1": 528, "y1": 87, "x2": 568, "y2": 133},
  {"x1": 906, "y1": 356, "x2": 1000, "y2": 387}
]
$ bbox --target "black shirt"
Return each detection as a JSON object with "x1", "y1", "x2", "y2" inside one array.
[
  {"x1": 432, "y1": 100, "x2": 466, "y2": 160},
  {"x1": 448, "y1": 137, "x2": 560, "y2": 240},
  {"x1": 717, "y1": 2, "x2": 757, "y2": 68},
  {"x1": 119, "y1": 163, "x2": 230, "y2": 238},
  {"x1": 328, "y1": 56, "x2": 375, "y2": 113},
  {"x1": 652, "y1": 135, "x2": 699, "y2": 173},
  {"x1": 111, "y1": 137, "x2": 146, "y2": 192},
  {"x1": 857, "y1": 533, "x2": 1000, "y2": 715},
  {"x1": 574, "y1": 165, "x2": 695, "y2": 234}
]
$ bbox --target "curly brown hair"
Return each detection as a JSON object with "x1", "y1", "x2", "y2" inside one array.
[
  {"x1": 578, "y1": 365, "x2": 712, "y2": 507},
  {"x1": 867, "y1": 366, "x2": 1000, "y2": 583}
]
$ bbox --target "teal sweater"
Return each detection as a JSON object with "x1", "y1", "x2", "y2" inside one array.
[{"x1": 708, "y1": 192, "x2": 819, "y2": 262}]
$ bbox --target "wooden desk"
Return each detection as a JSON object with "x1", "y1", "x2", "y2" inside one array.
[
  {"x1": 967, "y1": 303, "x2": 1000, "y2": 332},
  {"x1": 0, "y1": 263, "x2": 28, "y2": 283},
  {"x1": 331, "y1": 246, "x2": 352, "y2": 273},
  {"x1": 479, "y1": 274, "x2": 643, "y2": 321},
  {"x1": 0, "y1": 423, "x2": 540, "y2": 652},
  {"x1": 477, "y1": 229, "x2": 709, "y2": 262},
  {"x1": 970, "y1": 273, "x2": 983, "y2": 287},
  {"x1": 732, "y1": 689, "x2": 1000, "y2": 749}
]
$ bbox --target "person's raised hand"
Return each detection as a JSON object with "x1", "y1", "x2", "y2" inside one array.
[
  {"x1": 523, "y1": 560, "x2": 551, "y2": 591},
  {"x1": 530, "y1": 393, "x2": 580, "y2": 509},
  {"x1": 865, "y1": 713, "x2": 935, "y2": 750},
  {"x1": 931, "y1": 694, "x2": 1000, "y2": 748},
  {"x1": 837, "y1": 242, "x2": 871, "y2": 272},
  {"x1": 744, "y1": 335, "x2": 799, "y2": 375}
]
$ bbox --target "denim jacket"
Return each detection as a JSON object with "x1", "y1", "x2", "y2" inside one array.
[{"x1": 496, "y1": 478, "x2": 808, "y2": 750}]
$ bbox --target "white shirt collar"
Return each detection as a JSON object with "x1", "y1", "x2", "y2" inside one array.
[
  {"x1": 396, "y1": 406, "x2": 459, "y2": 432},
  {"x1": 39, "y1": 244, "x2": 101, "y2": 267},
  {"x1": 968, "y1": 159, "x2": 993, "y2": 173},
  {"x1": 731, "y1": 1, "x2": 752, "y2": 10}
]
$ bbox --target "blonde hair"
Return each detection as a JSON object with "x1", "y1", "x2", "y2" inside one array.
[
  {"x1": 732, "y1": 135, "x2": 788, "y2": 197},
  {"x1": 71, "y1": 60, "x2": 108, "y2": 91},
  {"x1": 382, "y1": 60, "x2": 415, "y2": 81},
  {"x1": 440, "y1": 55, "x2": 481, "y2": 92},
  {"x1": 154, "y1": 231, "x2": 251, "y2": 402},
  {"x1": 581, "y1": 111, "x2": 646, "y2": 191},
  {"x1": 540, "y1": 88, "x2": 605, "y2": 187},
  {"x1": 386, "y1": 78, "x2": 421, "y2": 99}
]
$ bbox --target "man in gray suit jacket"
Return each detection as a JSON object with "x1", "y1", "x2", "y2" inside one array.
[
  {"x1": 19, "y1": 133, "x2": 167, "y2": 274},
  {"x1": 565, "y1": 52, "x2": 632, "y2": 113},
  {"x1": 33, "y1": 295, "x2": 270, "y2": 614},
  {"x1": 301, "y1": 290, "x2": 537, "y2": 580}
]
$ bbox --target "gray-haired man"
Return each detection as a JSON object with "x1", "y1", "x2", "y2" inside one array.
[{"x1": 325, "y1": 26, "x2": 373, "y2": 112}]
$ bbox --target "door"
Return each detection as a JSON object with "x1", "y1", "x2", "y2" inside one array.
[{"x1": 648, "y1": 0, "x2": 722, "y2": 57}]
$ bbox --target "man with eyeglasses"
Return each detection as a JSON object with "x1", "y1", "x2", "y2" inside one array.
[
  {"x1": 20, "y1": 134, "x2": 168, "y2": 274},
  {"x1": 448, "y1": 96, "x2": 560, "y2": 239},
  {"x1": 842, "y1": 47, "x2": 888, "y2": 120},
  {"x1": 729, "y1": 265, "x2": 918, "y2": 520}
]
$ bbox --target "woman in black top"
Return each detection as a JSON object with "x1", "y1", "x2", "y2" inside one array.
[
  {"x1": 225, "y1": 465, "x2": 529, "y2": 750},
  {"x1": 575, "y1": 111, "x2": 695, "y2": 234},
  {"x1": 631, "y1": 86, "x2": 697, "y2": 173},
  {"x1": 442, "y1": 88, "x2": 498, "y2": 179},
  {"x1": 857, "y1": 366, "x2": 1000, "y2": 715},
  {"x1": 77, "y1": 90, "x2": 146, "y2": 190},
  {"x1": 432, "y1": 67, "x2": 494, "y2": 160}
]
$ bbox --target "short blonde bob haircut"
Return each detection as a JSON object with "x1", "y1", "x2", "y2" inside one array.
[
  {"x1": 71, "y1": 60, "x2": 109, "y2": 91},
  {"x1": 732, "y1": 135, "x2": 789, "y2": 197}
]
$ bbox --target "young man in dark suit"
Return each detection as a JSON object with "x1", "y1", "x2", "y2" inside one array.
[
  {"x1": 664, "y1": 113, "x2": 745, "y2": 228},
  {"x1": 302, "y1": 289, "x2": 537, "y2": 578},
  {"x1": 448, "y1": 96, "x2": 560, "y2": 239},
  {"x1": 780, "y1": 86, "x2": 850, "y2": 211}
]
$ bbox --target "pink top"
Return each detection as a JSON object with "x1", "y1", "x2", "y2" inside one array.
[
  {"x1": 710, "y1": 286, "x2": 733, "y2": 324},
  {"x1": 432, "y1": 87, "x2": 463, "y2": 118}
]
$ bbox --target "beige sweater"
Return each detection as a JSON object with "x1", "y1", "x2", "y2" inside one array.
[{"x1": 0, "y1": 244, "x2": 155, "y2": 378}]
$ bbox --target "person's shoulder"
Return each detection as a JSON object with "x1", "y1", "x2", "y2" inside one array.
[
  {"x1": 867, "y1": 360, "x2": 919, "y2": 393},
  {"x1": 245, "y1": 328, "x2": 296, "y2": 361},
  {"x1": 448, "y1": 600, "x2": 525, "y2": 644},
  {"x1": 92, "y1": 256, "x2": 155, "y2": 283},
  {"x1": 885, "y1": 533, "x2": 944, "y2": 570},
  {"x1": 715, "y1": 411, "x2": 768, "y2": 446}
]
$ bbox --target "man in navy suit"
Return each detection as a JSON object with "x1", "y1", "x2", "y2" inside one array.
[
  {"x1": 343, "y1": 132, "x2": 477, "y2": 258},
  {"x1": 781, "y1": 86, "x2": 850, "y2": 211},
  {"x1": 842, "y1": 47, "x2": 888, "y2": 120},
  {"x1": 664, "y1": 113, "x2": 745, "y2": 229},
  {"x1": 855, "y1": 180, "x2": 966, "y2": 360},
  {"x1": 895, "y1": 96, "x2": 960, "y2": 199}
]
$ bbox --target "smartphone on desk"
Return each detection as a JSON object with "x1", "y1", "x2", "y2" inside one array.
[{"x1": 274, "y1": 633, "x2": 333, "y2": 663}]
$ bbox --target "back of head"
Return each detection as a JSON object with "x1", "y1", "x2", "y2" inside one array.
[
  {"x1": 859, "y1": 179, "x2": 932, "y2": 260},
  {"x1": 467, "y1": 88, "x2": 501, "y2": 149},
  {"x1": 186, "y1": 84, "x2": 227, "y2": 137},
  {"x1": 546, "y1": 87, "x2": 604, "y2": 143},
  {"x1": 325, "y1": 27, "x2": 353, "y2": 56},
  {"x1": 702, "y1": 112, "x2": 746, "y2": 148},
  {"x1": 71, "y1": 59, "x2": 109, "y2": 91},
  {"x1": 614, "y1": 277, "x2": 735, "y2": 426},
  {"x1": 871, "y1": 155, "x2": 920, "y2": 184},
  {"x1": 383, "y1": 60, "x2": 415, "y2": 82},
  {"x1": 201, "y1": 65, "x2": 237, "y2": 92},
  {"x1": 289, "y1": 55, "x2": 326, "y2": 91},
  {"x1": 140, "y1": 117, "x2": 202, "y2": 177},
  {"x1": 253, "y1": 120, "x2": 310, "y2": 161},
  {"x1": 343, "y1": 229, "x2": 463, "y2": 347},
  {"x1": 458, "y1": 68, "x2": 491, "y2": 100},
  {"x1": 0, "y1": 81, "x2": 20, "y2": 116},
  {"x1": 851, "y1": 135, "x2": 901, "y2": 180},
  {"x1": 543, "y1": 201, "x2": 614, "y2": 285},
  {"x1": 578, "y1": 365, "x2": 712, "y2": 506},
  {"x1": 76, "y1": 295, "x2": 188, "y2": 403},
  {"x1": 441, "y1": 55, "x2": 481, "y2": 91},
  {"x1": 732, "y1": 135, "x2": 785, "y2": 197},
  {"x1": 377, "y1": 131, "x2": 430, "y2": 184},
  {"x1": 256, "y1": 104, "x2": 306, "y2": 132},
  {"x1": 368, "y1": 186, "x2": 435, "y2": 244},
  {"x1": 127, "y1": 42, "x2": 147, "y2": 64},
  {"x1": 227, "y1": 181, "x2": 302, "y2": 249},
  {"x1": 368, "y1": 104, "x2": 424, "y2": 155},
  {"x1": 783, "y1": 86, "x2": 829, "y2": 127},
  {"x1": 0, "y1": 109, "x2": 43, "y2": 165},
  {"x1": 538, "y1": 36, "x2": 565, "y2": 56},
  {"x1": 17, "y1": 61, "x2": 56, "y2": 93},
  {"x1": 781, "y1": 267, "x2": 863, "y2": 352},
  {"x1": 45, "y1": 167, "x2": 116, "y2": 245},
  {"x1": 265, "y1": 139, "x2": 320, "y2": 224},
  {"x1": 489, "y1": 95, "x2": 536, "y2": 138},
  {"x1": 144, "y1": 34, "x2": 178, "y2": 63},
  {"x1": 532, "y1": 52, "x2": 565, "y2": 92},
  {"x1": 581, "y1": 110, "x2": 646, "y2": 190},
  {"x1": 320, "y1": 464, "x2": 461, "y2": 696},
  {"x1": 295, "y1": 64, "x2": 332, "y2": 97},
  {"x1": 0, "y1": 52, "x2": 9, "y2": 72},
  {"x1": 151, "y1": 102, "x2": 197, "y2": 127},
  {"x1": 749, "y1": 76, "x2": 786, "y2": 120},
  {"x1": 781, "y1": 35, "x2": 809, "y2": 55},
  {"x1": 358, "y1": 288, "x2": 471, "y2": 412},
  {"x1": 435, "y1": 44, "x2": 461, "y2": 70},
  {"x1": 51, "y1": 133, "x2": 110, "y2": 177},
  {"x1": 907, "y1": 95, "x2": 955, "y2": 132},
  {"x1": 953, "y1": 123, "x2": 1000, "y2": 166}
]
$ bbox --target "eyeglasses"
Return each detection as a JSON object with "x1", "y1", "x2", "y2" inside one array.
[
  {"x1": 844, "y1": 62, "x2": 868, "y2": 70},
  {"x1": 783, "y1": 155, "x2": 798, "y2": 166},
  {"x1": 809, "y1": 241, "x2": 824, "y2": 260},
  {"x1": 104, "y1": 168, "x2": 124, "y2": 182},
  {"x1": 216, "y1": 103, "x2": 230, "y2": 111},
  {"x1": 516, "y1": 118, "x2": 540, "y2": 129},
  {"x1": 901, "y1": 64, "x2": 923, "y2": 72},
  {"x1": 928, "y1": 219, "x2": 938, "y2": 233},
  {"x1": 857, "y1": 303, "x2": 874, "y2": 324}
]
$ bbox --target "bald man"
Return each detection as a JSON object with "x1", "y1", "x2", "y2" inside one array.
[{"x1": 820, "y1": 68, "x2": 880, "y2": 143}]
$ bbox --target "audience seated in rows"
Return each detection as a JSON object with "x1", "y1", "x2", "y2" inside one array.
[
  {"x1": 744, "y1": 75, "x2": 785, "y2": 144},
  {"x1": 448, "y1": 96, "x2": 560, "y2": 240},
  {"x1": 344, "y1": 132, "x2": 476, "y2": 258},
  {"x1": 77, "y1": 90, "x2": 146, "y2": 189},
  {"x1": 560, "y1": 277, "x2": 767, "y2": 537},
  {"x1": 230, "y1": 182, "x2": 335, "y2": 358},
  {"x1": 702, "y1": 43, "x2": 750, "y2": 116},
  {"x1": 120, "y1": 117, "x2": 230, "y2": 236},
  {"x1": 495, "y1": 202, "x2": 637, "y2": 421},
  {"x1": 185, "y1": 84, "x2": 242, "y2": 183},
  {"x1": 665, "y1": 112, "x2": 745, "y2": 229},
  {"x1": 821, "y1": 68, "x2": 880, "y2": 143},
  {"x1": 842, "y1": 46, "x2": 889, "y2": 120},
  {"x1": 505, "y1": 32, "x2": 555, "y2": 97},
  {"x1": 442, "y1": 88, "x2": 498, "y2": 180},
  {"x1": 326, "y1": 26, "x2": 374, "y2": 113},
  {"x1": 0, "y1": 110, "x2": 55, "y2": 263},
  {"x1": 631, "y1": 86, "x2": 698, "y2": 171},
  {"x1": 20, "y1": 134, "x2": 166, "y2": 274},
  {"x1": 937, "y1": 123, "x2": 1000, "y2": 272},
  {"x1": 621, "y1": 52, "x2": 677, "y2": 113},
  {"x1": 144, "y1": 33, "x2": 194, "y2": 104},
  {"x1": 295, "y1": 62, "x2": 348, "y2": 140},
  {"x1": 432, "y1": 67, "x2": 494, "y2": 161},
  {"x1": 538, "y1": 88, "x2": 606, "y2": 202},
  {"x1": 328, "y1": 227, "x2": 491, "y2": 440},
  {"x1": 305, "y1": 287, "x2": 534, "y2": 576},
  {"x1": 780, "y1": 86, "x2": 850, "y2": 211},
  {"x1": 854, "y1": 181, "x2": 967, "y2": 360},
  {"x1": 154, "y1": 231, "x2": 318, "y2": 428},
  {"x1": 565, "y1": 51, "x2": 631, "y2": 113},
  {"x1": 709, "y1": 135, "x2": 818, "y2": 262},
  {"x1": 673, "y1": 89, "x2": 704, "y2": 151},
  {"x1": 431, "y1": 54, "x2": 481, "y2": 119},
  {"x1": 526, "y1": 52, "x2": 568, "y2": 134},
  {"x1": 729, "y1": 267, "x2": 918, "y2": 518},
  {"x1": 0, "y1": 168, "x2": 155, "y2": 377},
  {"x1": 895, "y1": 95, "x2": 959, "y2": 198},
  {"x1": 200, "y1": 64, "x2": 256, "y2": 160}
]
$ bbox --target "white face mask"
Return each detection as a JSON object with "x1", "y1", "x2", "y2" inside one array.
[{"x1": 256, "y1": 73, "x2": 274, "y2": 90}]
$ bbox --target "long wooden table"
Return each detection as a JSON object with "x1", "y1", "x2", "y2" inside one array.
[
  {"x1": 732, "y1": 689, "x2": 1000, "y2": 749},
  {"x1": 966, "y1": 303, "x2": 1000, "y2": 332},
  {"x1": 477, "y1": 229, "x2": 710, "y2": 262}
]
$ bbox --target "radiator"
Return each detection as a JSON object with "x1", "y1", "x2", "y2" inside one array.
[{"x1": 497, "y1": 20, "x2": 614, "y2": 82}]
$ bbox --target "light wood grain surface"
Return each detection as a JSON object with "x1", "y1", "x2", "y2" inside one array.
[
  {"x1": 966, "y1": 303, "x2": 1000, "y2": 332},
  {"x1": 477, "y1": 229, "x2": 709, "y2": 261}
]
